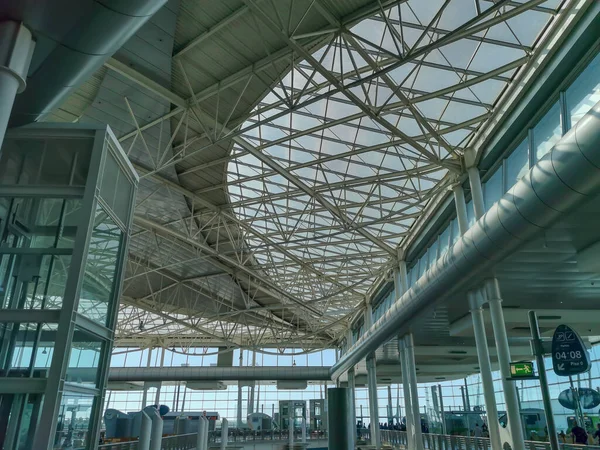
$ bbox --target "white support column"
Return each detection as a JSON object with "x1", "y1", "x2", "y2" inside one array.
[
  {"x1": 348, "y1": 368, "x2": 356, "y2": 448},
  {"x1": 387, "y1": 385, "x2": 394, "y2": 426},
  {"x1": 149, "y1": 408, "x2": 164, "y2": 450},
  {"x1": 404, "y1": 334, "x2": 424, "y2": 450},
  {"x1": 302, "y1": 412, "x2": 307, "y2": 444},
  {"x1": 197, "y1": 416, "x2": 208, "y2": 450},
  {"x1": 366, "y1": 355, "x2": 381, "y2": 449},
  {"x1": 248, "y1": 351, "x2": 256, "y2": 415},
  {"x1": 220, "y1": 418, "x2": 229, "y2": 450},
  {"x1": 139, "y1": 411, "x2": 151, "y2": 450},
  {"x1": 364, "y1": 301, "x2": 381, "y2": 448},
  {"x1": 451, "y1": 182, "x2": 469, "y2": 235},
  {"x1": 399, "y1": 338, "x2": 414, "y2": 450},
  {"x1": 141, "y1": 350, "x2": 153, "y2": 408},
  {"x1": 468, "y1": 290, "x2": 502, "y2": 450},
  {"x1": 485, "y1": 278, "x2": 525, "y2": 450},
  {"x1": 465, "y1": 148, "x2": 485, "y2": 219},
  {"x1": 237, "y1": 350, "x2": 243, "y2": 427},
  {"x1": 154, "y1": 348, "x2": 165, "y2": 405},
  {"x1": 203, "y1": 416, "x2": 210, "y2": 450},
  {"x1": 0, "y1": 21, "x2": 35, "y2": 148}
]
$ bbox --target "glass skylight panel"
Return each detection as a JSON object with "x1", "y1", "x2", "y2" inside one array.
[{"x1": 221, "y1": 0, "x2": 565, "y2": 318}]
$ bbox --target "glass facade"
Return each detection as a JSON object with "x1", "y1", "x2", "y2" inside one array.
[
  {"x1": 0, "y1": 126, "x2": 137, "y2": 450},
  {"x1": 104, "y1": 343, "x2": 600, "y2": 440},
  {"x1": 105, "y1": 347, "x2": 336, "y2": 424}
]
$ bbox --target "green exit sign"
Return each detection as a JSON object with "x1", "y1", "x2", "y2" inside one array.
[{"x1": 510, "y1": 362, "x2": 535, "y2": 377}]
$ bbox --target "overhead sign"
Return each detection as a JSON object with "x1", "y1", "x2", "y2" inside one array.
[
  {"x1": 510, "y1": 361, "x2": 535, "y2": 378},
  {"x1": 558, "y1": 388, "x2": 600, "y2": 410},
  {"x1": 551, "y1": 324, "x2": 590, "y2": 376}
]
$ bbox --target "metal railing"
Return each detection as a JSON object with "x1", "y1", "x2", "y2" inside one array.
[
  {"x1": 98, "y1": 429, "x2": 329, "y2": 449},
  {"x1": 379, "y1": 431, "x2": 600, "y2": 450},
  {"x1": 206, "y1": 429, "x2": 327, "y2": 443},
  {"x1": 98, "y1": 433, "x2": 195, "y2": 450}
]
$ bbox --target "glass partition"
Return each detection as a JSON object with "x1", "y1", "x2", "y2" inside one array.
[
  {"x1": 533, "y1": 101, "x2": 561, "y2": 161},
  {"x1": 0, "y1": 125, "x2": 137, "y2": 450}
]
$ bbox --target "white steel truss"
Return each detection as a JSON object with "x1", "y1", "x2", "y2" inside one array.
[{"x1": 72, "y1": 0, "x2": 573, "y2": 350}]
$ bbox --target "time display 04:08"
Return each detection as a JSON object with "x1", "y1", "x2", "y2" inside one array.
[{"x1": 555, "y1": 350, "x2": 583, "y2": 360}]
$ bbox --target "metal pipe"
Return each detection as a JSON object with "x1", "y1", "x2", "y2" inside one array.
[
  {"x1": 486, "y1": 279, "x2": 525, "y2": 450},
  {"x1": 469, "y1": 290, "x2": 501, "y2": 450},
  {"x1": 332, "y1": 100, "x2": 600, "y2": 379},
  {"x1": 9, "y1": 0, "x2": 167, "y2": 127},
  {"x1": 106, "y1": 365, "x2": 332, "y2": 382}
]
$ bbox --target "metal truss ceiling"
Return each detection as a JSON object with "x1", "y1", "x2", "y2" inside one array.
[{"x1": 51, "y1": 0, "x2": 570, "y2": 351}]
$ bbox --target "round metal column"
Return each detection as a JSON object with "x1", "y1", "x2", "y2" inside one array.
[
  {"x1": 399, "y1": 337, "x2": 414, "y2": 450},
  {"x1": 366, "y1": 355, "x2": 381, "y2": 448},
  {"x1": 328, "y1": 387, "x2": 353, "y2": 450},
  {"x1": 347, "y1": 368, "x2": 356, "y2": 448},
  {"x1": 404, "y1": 334, "x2": 424, "y2": 450},
  {"x1": 467, "y1": 166, "x2": 485, "y2": 219},
  {"x1": 139, "y1": 412, "x2": 151, "y2": 450},
  {"x1": 0, "y1": 21, "x2": 34, "y2": 148},
  {"x1": 486, "y1": 278, "x2": 526, "y2": 450},
  {"x1": 452, "y1": 182, "x2": 469, "y2": 235},
  {"x1": 469, "y1": 290, "x2": 502, "y2": 450}
]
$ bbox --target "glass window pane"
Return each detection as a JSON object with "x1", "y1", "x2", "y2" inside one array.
[
  {"x1": 466, "y1": 200, "x2": 475, "y2": 228},
  {"x1": 567, "y1": 52, "x2": 600, "y2": 129},
  {"x1": 54, "y1": 392, "x2": 96, "y2": 449},
  {"x1": 484, "y1": 167, "x2": 503, "y2": 210},
  {"x1": 533, "y1": 101, "x2": 561, "y2": 161},
  {"x1": 506, "y1": 138, "x2": 529, "y2": 189},
  {"x1": 451, "y1": 218, "x2": 459, "y2": 245},
  {"x1": 439, "y1": 225, "x2": 451, "y2": 258},
  {"x1": 78, "y1": 204, "x2": 123, "y2": 325},
  {"x1": 65, "y1": 327, "x2": 104, "y2": 387}
]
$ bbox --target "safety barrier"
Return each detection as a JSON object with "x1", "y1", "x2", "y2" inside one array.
[
  {"x1": 379, "y1": 431, "x2": 600, "y2": 450},
  {"x1": 99, "y1": 433, "x2": 196, "y2": 450},
  {"x1": 207, "y1": 429, "x2": 327, "y2": 442},
  {"x1": 98, "y1": 430, "x2": 328, "y2": 449}
]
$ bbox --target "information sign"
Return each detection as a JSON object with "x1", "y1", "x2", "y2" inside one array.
[
  {"x1": 551, "y1": 324, "x2": 590, "y2": 376},
  {"x1": 510, "y1": 361, "x2": 535, "y2": 377}
]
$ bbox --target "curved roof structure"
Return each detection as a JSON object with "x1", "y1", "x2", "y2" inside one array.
[{"x1": 49, "y1": 0, "x2": 569, "y2": 351}]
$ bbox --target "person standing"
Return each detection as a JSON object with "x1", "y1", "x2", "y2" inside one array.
[
  {"x1": 474, "y1": 423, "x2": 483, "y2": 439},
  {"x1": 571, "y1": 421, "x2": 588, "y2": 445},
  {"x1": 593, "y1": 423, "x2": 600, "y2": 444}
]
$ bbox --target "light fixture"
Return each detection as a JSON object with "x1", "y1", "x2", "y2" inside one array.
[{"x1": 42, "y1": 348, "x2": 47, "y2": 354}]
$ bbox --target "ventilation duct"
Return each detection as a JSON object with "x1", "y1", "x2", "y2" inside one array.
[
  {"x1": 9, "y1": 0, "x2": 167, "y2": 126},
  {"x1": 332, "y1": 100, "x2": 600, "y2": 380}
]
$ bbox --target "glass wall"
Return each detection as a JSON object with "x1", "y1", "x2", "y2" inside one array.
[
  {"x1": 0, "y1": 126, "x2": 137, "y2": 450},
  {"x1": 104, "y1": 342, "x2": 600, "y2": 439}
]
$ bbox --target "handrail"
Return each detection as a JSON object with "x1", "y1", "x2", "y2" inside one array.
[
  {"x1": 98, "y1": 430, "x2": 329, "y2": 449},
  {"x1": 379, "y1": 430, "x2": 600, "y2": 450}
]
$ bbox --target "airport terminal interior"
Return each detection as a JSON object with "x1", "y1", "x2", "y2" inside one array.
[{"x1": 2, "y1": 0, "x2": 600, "y2": 449}]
